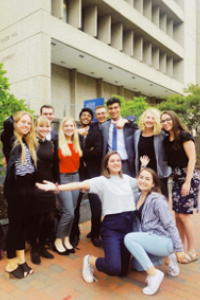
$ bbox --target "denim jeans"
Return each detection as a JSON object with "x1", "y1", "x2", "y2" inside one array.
[
  {"x1": 57, "y1": 172, "x2": 79, "y2": 239},
  {"x1": 124, "y1": 232, "x2": 174, "y2": 271}
]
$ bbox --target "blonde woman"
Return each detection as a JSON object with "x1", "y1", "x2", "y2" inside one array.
[
  {"x1": 30, "y1": 116, "x2": 59, "y2": 265},
  {"x1": 1, "y1": 111, "x2": 38, "y2": 279},
  {"x1": 54, "y1": 116, "x2": 82, "y2": 255},
  {"x1": 133, "y1": 108, "x2": 171, "y2": 197}
]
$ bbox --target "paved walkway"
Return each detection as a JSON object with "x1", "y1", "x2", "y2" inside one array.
[{"x1": 0, "y1": 207, "x2": 200, "y2": 300}]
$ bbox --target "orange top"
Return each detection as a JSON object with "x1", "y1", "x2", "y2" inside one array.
[{"x1": 59, "y1": 143, "x2": 80, "y2": 173}]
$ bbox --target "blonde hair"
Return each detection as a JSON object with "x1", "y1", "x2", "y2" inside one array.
[
  {"x1": 13, "y1": 111, "x2": 38, "y2": 167},
  {"x1": 35, "y1": 116, "x2": 50, "y2": 127},
  {"x1": 59, "y1": 116, "x2": 82, "y2": 157},
  {"x1": 139, "y1": 108, "x2": 161, "y2": 135}
]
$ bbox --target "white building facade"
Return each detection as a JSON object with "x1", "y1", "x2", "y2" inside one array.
[{"x1": 0, "y1": 0, "x2": 198, "y2": 120}]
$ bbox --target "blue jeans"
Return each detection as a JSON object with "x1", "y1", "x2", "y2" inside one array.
[{"x1": 124, "y1": 232, "x2": 174, "y2": 271}]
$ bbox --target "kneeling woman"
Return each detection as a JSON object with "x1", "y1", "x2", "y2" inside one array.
[
  {"x1": 36, "y1": 151, "x2": 138, "y2": 281},
  {"x1": 124, "y1": 168, "x2": 184, "y2": 296}
]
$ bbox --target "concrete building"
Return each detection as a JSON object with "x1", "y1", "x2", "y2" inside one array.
[{"x1": 0, "y1": 0, "x2": 198, "y2": 120}]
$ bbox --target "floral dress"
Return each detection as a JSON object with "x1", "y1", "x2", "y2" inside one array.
[{"x1": 164, "y1": 131, "x2": 200, "y2": 214}]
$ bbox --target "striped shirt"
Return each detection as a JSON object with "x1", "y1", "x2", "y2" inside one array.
[
  {"x1": 15, "y1": 143, "x2": 34, "y2": 176},
  {"x1": 133, "y1": 192, "x2": 183, "y2": 252}
]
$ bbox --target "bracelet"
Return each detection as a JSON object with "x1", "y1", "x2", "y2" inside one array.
[
  {"x1": 54, "y1": 183, "x2": 60, "y2": 194},
  {"x1": 140, "y1": 165, "x2": 146, "y2": 168}
]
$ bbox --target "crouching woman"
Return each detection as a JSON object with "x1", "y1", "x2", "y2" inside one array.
[
  {"x1": 36, "y1": 151, "x2": 138, "y2": 282},
  {"x1": 124, "y1": 168, "x2": 184, "y2": 296}
]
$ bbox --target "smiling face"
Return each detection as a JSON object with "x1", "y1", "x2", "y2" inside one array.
[
  {"x1": 95, "y1": 107, "x2": 108, "y2": 124},
  {"x1": 160, "y1": 113, "x2": 173, "y2": 132},
  {"x1": 138, "y1": 169, "x2": 155, "y2": 192},
  {"x1": 41, "y1": 107, "x2": 54, "y2": 123},
  {"x1": 36, "y1": 123, "x2": 50, "y2": 140},
  {"x1": 107, "y1": 153, "x2": 122, "y2": 175},
  {"x1": 63, "y1": 120, "x2": 75, "y2": 138},
  {"x1": 15, "y1": 114, "x2": 32, "y2": 137},
  {"x1": 143, "y1": 112, "x2": 155, "y2": 130},
  {"x1": 79, "y1": 111, "x2": 92, "y2": 127},
  {"x1": 107, "y1": 103, "x2": 121, "y2": 121}
]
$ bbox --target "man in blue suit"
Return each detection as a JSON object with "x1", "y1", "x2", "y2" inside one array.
[{"x1": 100, "y1": 97, "x2": 138, "y2": 177}]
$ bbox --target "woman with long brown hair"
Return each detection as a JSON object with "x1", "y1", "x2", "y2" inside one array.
[
  {"x1": 1, "y1": 111, "x2": 38, "y2": 279},
  {"x1": 36, "y1": 151, "x2": 138, "y2": 282},
  {"x1": 160, "y1": 110, "x2": 200, "y2": 263},
  {"x1": 125, "y1": 168, "x2": 184, "y2": 295}
]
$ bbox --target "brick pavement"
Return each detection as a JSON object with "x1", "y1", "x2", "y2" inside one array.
[{"x1": 0, "y1": 210, "x2": 200, "y2": 300}]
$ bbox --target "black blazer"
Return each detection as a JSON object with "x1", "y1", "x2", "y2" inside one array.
[
  {"x1": 100, "y1": 118, "x2": 138, "y2": 177},
  {"x1": 79, "y1": 126, "x2": 103, "y2": 180}
]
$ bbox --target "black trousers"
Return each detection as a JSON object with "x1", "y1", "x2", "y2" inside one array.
[
  {"x1": 70, "y1": 191, "x2": 101, "y2": 239},
  {"x1": 30, "y1": 212, "x2": 55, "y2": 250},
  {"x1": 6, "y1": 174, "x2": 34, "y2": 259}
]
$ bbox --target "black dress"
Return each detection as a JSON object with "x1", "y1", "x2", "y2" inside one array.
[
  {"x1": 164, "y1": 131, "x2": 200, "y2": 214},
  {"x1": 32, "y1": 139, "x2": 59, "y2": 215}
]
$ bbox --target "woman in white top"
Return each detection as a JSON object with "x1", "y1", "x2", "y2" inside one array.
[{"x1": 36, "y1": 151, "x2": 137, "y2": 282}]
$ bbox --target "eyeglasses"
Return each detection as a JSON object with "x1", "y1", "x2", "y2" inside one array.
[{"x1": 160, "y1": 117, "x2": 172, "y2": 124}]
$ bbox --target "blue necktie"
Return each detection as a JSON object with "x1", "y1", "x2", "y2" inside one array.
[{"x1": 112, "y1": 124, "x2": 117, "y2": 150}]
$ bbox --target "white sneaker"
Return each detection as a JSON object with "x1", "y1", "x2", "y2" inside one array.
[
  {"x1": 82, "y1": 255, "x2": 94, "y2": 283},
  {"x1": 142, "y1": 269, "x2": 164, "y2": 295},
  {"x1": 168, "y1": 253, "x2": 179, "y2": 277}
]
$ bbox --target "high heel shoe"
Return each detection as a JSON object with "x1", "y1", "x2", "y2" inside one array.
[
  {"x1": 53, "y1": 244, "x2": 69, "y2": 256},
  {"x1": 19, "y1": 262, "x2": 34, "y2": 275},
  {"x1": 5, "y1": 266, "x2": 26, "y2": 279}
]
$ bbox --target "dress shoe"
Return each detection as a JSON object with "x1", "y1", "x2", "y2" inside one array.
[
  {"x1": 70, "y1": 235, "x2": 79, "y2": 248},
  {"x1": 31, "y1": 249, "x2": 41, "y2": 265},
  {"x1": 40, "y1": 247, "x2": 54, "y2": 259},
  {"x1": 91, "y1": 237, "x2": 102, "y2": 248},
  {"x1": 52, "y1": 244, "x2": 69, "y2": 256},
  {"x1": 86, "y1": 232, "x2": 91, "y2": 239},
  {"x1": 66, "y1": 248, "x2": 75, "y2": 254}
]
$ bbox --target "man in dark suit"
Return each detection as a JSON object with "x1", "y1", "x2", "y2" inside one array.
[
  {"x1": 100, "y1": 97, "x2": 138, "y2": 177},
  {"x1": 70, "y1": 108, "x2": 103, "y2": 248},
  {"x1": 40, "y1": 105, "x2": 58, "y2": 143}
]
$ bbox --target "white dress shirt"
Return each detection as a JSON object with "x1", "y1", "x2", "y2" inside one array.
[{"x1": 108, "y1": 118, "x2": 128, "y2": 160}]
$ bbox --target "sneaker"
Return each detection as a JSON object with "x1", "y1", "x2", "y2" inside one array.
[
  {"x1": 142, "y1": 269, "x2": 164, "y2": 295},
  {"x1": 40, "y1": 248, "x2": 54, "y2": 259},
  {"x1": 82, "y1": 255, "x2": 94, "y2": 283},
  {"x1": 168, "y1": 253, "x2": 179, "y2": 277}
]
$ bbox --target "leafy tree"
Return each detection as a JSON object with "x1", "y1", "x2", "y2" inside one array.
[
  {"x1": 158, "y1": 84, "x2": 200, "y2": 133},
  {"x1": 109, "y1": 95, "x2": 149, "y2": 124},
  {"x1": 0, "y1": 63, "x2": 33, "y2": 131}
]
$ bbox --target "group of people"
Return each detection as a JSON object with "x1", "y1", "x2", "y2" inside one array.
[{"x1": 1, "y1": 97, "x2": 199, "y2": 296}]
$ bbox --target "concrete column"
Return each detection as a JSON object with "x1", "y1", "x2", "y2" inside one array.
[
  {"x1": 134, "y1": 36, "x2": 143, "y2": 61},
  {"x1": 125, "y1": 0, "x2": 134, "y2": 6},
  {"x1": 83, "y1": 5, "x2": 98, "y2": 37},
  {"x1": 143, "y1": 42, "x2": 152, "y2": 66},
  {"x1": 173, "y1": 60, "x2": 183, "y2": 83},
  {"x1": 118, "y1": 86, "x2": 124, "y2": 97},
  {"x1": 111, "y1": 23, "x2": 123, "y2": 51},
  {"x1": 68, "y1": 0, "x2": 82, "y2": 29},
  {"x1": 152, "y1": 47, "x2": 159, "y2": 70},
  {"x1": 97, "y1": 78, "x2": 104, "y2": 98},
  {"x1": 52, "y1": 0, "x2": 63, "y2": 19},
  {"x1": 167, "y1": 19, "x2": 174, "y2": 38},
  {"x1": 70, "y1": 69, "x2": 77, "y2": 119},
  {"x1": 134, "y1": 0, "x2": 143, "y2": 14},
  {"x1": 167, "y1": 57, "x2": 173, "y2": 77},
  {"x1": 159, "y1": 52, "x2": 167, "y2": 73},
  {"x1": 160, "y1": 13, "x2": 167, "y2": 33},
  {"x1": 143, "y1": 0, "x2": 152, "y2": 21},
  {"x1": 152, "y1": 6, "x2": 159, "y2": 27},
  {"x1": 123, "y1": 30, "x2": 134, "y2": 56},
  {"x1": 98, "y1": 15, "x2": 111, "y2": 45}
]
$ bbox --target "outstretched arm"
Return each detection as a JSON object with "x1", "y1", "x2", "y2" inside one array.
[{"x1": 36, "y1": 180, "x2": 90, "y2": 192}]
